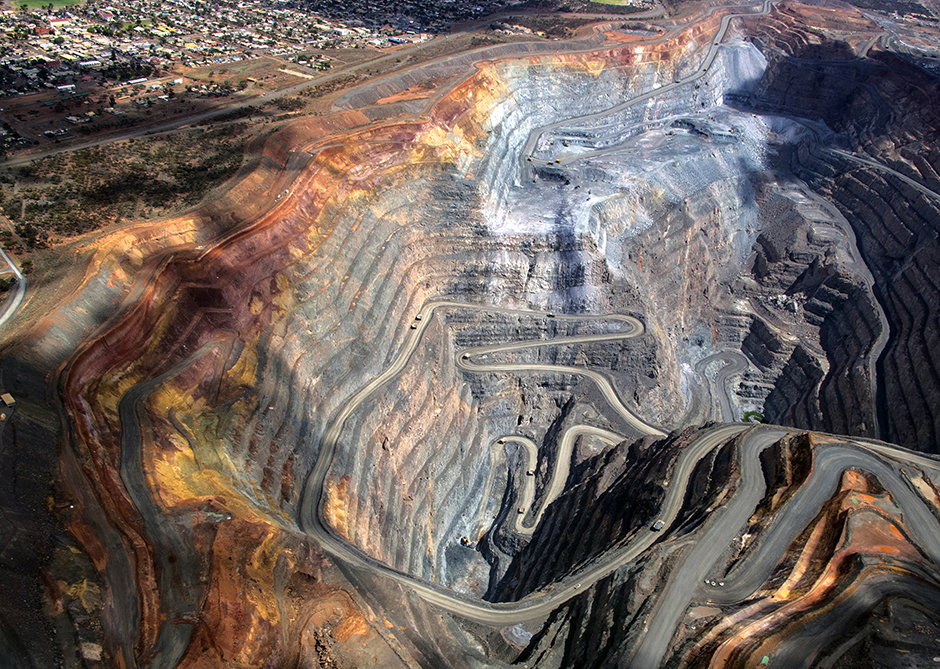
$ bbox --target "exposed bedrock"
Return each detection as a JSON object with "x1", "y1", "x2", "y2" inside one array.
[
  {"x1": 492, "y1": 427, "x2": 734, "y2": 602},
  {"x1": 762, "y1": 344, "x2": 825, "y2": 429},
  {"x1": 3, "y1": 0, "x2": 940, "y2": 665},
  {"x1": 794, "y1": 145, "x2": 940, "y2": 451},
  {"x1": 736, "y1": 1, "x2": 940, "y2": 451}
]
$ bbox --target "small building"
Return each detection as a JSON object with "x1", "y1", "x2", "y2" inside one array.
[{"x1": 1, "y1": 393, "x2": 15, "y2": 407}]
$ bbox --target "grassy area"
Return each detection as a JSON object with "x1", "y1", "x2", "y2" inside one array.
[
  {"x1": 743, "y1": 411, "x2": 766, "y2": 423},
  {"x1": 17, "y1": 0, "x2": 82, "y2": 9},
  {"x1": 503, "y1": 15, "x2": 599, "y2": 37}
]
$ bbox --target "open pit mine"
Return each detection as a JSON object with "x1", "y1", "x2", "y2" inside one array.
[{"x1": 3, "y1": 0, "x2": 940, "y2": 666}]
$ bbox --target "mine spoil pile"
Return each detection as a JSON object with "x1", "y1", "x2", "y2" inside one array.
[{"x1": 1, "y1": 0, "x2": 940, "y2": 667}]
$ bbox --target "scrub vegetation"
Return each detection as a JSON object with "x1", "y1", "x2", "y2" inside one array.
[{"x1": 0, "y1": 125, "x2": 248, "y2": 252}]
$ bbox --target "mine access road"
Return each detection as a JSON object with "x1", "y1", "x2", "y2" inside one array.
[
  {"x1": 482, "y1": 425, "x2": 625, "y2": 536},
  {"x1": 288, "y1": 296, "x2": 940, "y2": 636},
  {"x1": 0, "y1": 247, "x2": 26, "y2": 333}
]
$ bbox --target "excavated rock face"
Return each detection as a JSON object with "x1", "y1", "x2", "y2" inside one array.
[
  {"x1": 738, "y1": 1, "x2": 940, "y2": 451},
  {"x1": 1, "y1": 0, "x2": 940, "y2": 666},
  {"x1": 513, "y1": 429, "x2": 940, "y2": 669}
]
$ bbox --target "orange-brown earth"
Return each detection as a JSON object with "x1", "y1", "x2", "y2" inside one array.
[{"x1": 685, "y1": 452, "x2": 940, "y2": 668}]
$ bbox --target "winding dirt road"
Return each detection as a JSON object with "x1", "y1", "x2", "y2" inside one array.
[
  {"x1": 695, "y1": 351, "x2": 750, "y2": 422},
  {"x1": 120, "y1": 311, "x2": 940, "y2": 651}
]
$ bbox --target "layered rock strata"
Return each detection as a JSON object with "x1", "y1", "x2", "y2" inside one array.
[
  {"x1": 0, "y1": 0, "x2": 939, "y2": 666},
  {"x1": 739, "y1": 1, "x2": 940, "y2": 451}
]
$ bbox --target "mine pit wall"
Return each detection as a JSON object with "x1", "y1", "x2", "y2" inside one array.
[
  {"x1": 746, "y1": 70, "x2": 940, "y2": 450},
  {"x1": 791, "y1": 143, "x2": 940, "y2": 450},
  {"x1": 50, "y1": 10, "x2": 940, "y2": 656},
  {"x1": 474, "y1": 12, "x2": 739, "y2": 198},
  {"x1": 52, "y1": 118, "x2": 511, "y2": 654},
  {"x1": 730, "y1": 4, "x2": 940, "y2": 451},
  {"x1": 0, "y1": 114, "x2": 393, "y2": 666},
  {"x1": 761, "y1": 265, "x2": 884, "y2": 439},
  {"x1": 466, "y1": 37, "x2": 774, "y2": 422},
  {"x1": 476, "y1": 23, "x2": 720, "y2": 220},
  {"x1": 733, "y1": 148, "x2": 886, "y2": 441},
  {"x1": 4, "y1": 111, "x2": 346, "y2": 381},
  {"x1": 326, "y1": 317, "x2": 499, "y2": 590}
]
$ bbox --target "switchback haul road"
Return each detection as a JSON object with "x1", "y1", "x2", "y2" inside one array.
[{"x1": 290, "y1": 299, "x2": 940, "y2": 631}]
